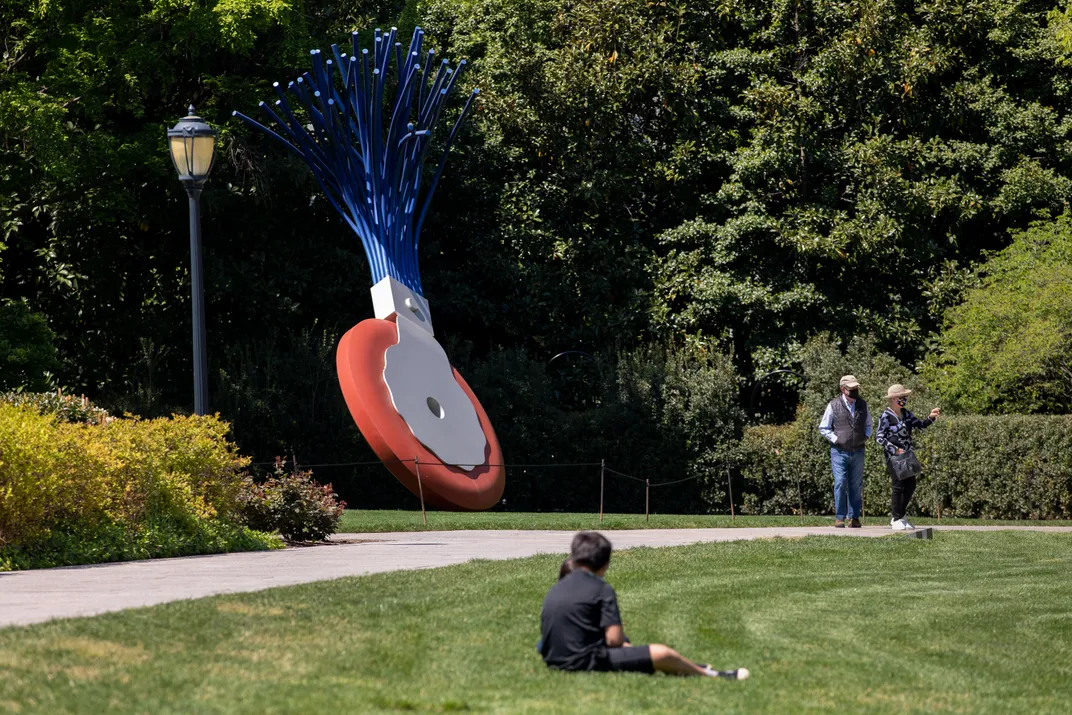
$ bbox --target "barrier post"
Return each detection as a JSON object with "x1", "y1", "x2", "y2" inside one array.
[
  {"x1": 645, "y1": 479, "x2": 650, "y2": 523},
  {"x1": 599, "y1": 459, "x2": 605, "y2": 524},
  {"x1": 726, "y1": 458, "x2": 736, "y2": 523},
  {"x1": 415, "y1": 456, "x2": 427, "y2": 527},
  {"x1": 796, "y1": 473, "x2": 805, "y2": 524}
]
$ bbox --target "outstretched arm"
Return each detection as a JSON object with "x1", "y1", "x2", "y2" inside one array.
[{"x1": 906, "y1": 409, "x2": 935, "y2": 430}]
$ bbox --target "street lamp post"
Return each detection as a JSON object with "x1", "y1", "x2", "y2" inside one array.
[{"x1": 168, "y1": 106, "x2": 218, "y2": 415}]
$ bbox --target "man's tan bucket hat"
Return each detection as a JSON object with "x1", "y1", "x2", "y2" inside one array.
[
  {"x1": 885, "y1": 384, "x2": 913, "y2": 398},
  {"x1": 839, "y1": 375, "x2": 860, "y2": 388}
]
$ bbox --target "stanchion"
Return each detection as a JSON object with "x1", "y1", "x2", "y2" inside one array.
[
  {"x1": 936, "y1": 475, "x2": 943, "y2": 520},
  {"x1": 645, "y1": 479, "x2": 650, "y2": 523},
  {"x1": 726, "y1": 458, "x2": 736, "y2": 523},
  {"x1": 599, "y1": 458, "x2": 605, "y2": 524},
  {"x1": 796, "y1": 472, "x2": 805, "y2": 524},
  {"x1": 414, "y1": 456, "x2": 427, "y2": 526}
]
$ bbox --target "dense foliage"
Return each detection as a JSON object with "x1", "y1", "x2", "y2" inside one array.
[
  {"x1": 3, "y1": 0, "x2": 1072, "y2": 510},
  {"x1": 0, "y1": 300, "x2": 61, "y2": 391},
  {"x1": 923, "y1": 214, "x2": 1072, "y2": 413},
  {"x1": 0, "y1": 405, "x2": 279, "y2": 569},
  {"x1": 457, "y1": 344, "x2": 742, "y2": 513}
]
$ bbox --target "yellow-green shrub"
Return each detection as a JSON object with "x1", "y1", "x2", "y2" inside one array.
[{"x1": 0, "y1": 405, "x2": 277, "y2": 568}]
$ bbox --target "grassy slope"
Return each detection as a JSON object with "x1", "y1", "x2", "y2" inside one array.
[
  {"x1": 338, "y1": 509, "x2": 1072, "y2": 532},
  {"x1": 2, "y1": 532, "x2": 1071, "y2": 714}
]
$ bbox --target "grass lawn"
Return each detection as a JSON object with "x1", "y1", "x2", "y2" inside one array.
[
  {"x1": 338, "y1": 509, "x2": 1072, "y2": 532},
  {"x1": 2, "y1": 532, "x2": 1071, "y2": 714}
]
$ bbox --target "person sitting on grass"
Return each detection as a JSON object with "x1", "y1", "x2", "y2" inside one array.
[
  {"x1": 539, "y1": 531, "x2": 749, "y2": 679},
  {"x1": 539, "y1": 558, "x2": 631, "y2": 652}
]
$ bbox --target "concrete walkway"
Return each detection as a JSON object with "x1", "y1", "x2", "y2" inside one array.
[{"x1": 2, "y1": 525, "x2": 1070, "y2": 628}]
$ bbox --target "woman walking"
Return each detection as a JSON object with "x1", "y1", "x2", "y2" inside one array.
[{"x1": 875, "y1": 385, "x2": 941, "y2": 530}]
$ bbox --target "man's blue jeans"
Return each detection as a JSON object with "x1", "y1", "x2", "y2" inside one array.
[{"x1": 830, "y1": 447, "x2": 864, "y2": 520}]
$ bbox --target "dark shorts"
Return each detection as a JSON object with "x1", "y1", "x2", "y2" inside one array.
[{"x1": 600, "y1": 645, "x2": 654, "y2": 673}]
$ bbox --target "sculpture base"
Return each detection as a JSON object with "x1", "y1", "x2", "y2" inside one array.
[{"x1": 336, "y1": 317, "x2": 505, "y2": 511}]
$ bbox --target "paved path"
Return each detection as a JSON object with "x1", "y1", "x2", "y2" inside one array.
[{"x1": 2, "y1": 525, "x2": 1070, "y2": 628}]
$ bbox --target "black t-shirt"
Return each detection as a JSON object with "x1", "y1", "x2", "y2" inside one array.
[{"x1": 539, "y1": 569, "x2": 622, "y2": 671}]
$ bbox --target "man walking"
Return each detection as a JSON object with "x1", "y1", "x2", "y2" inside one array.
[{"x1": 818, "y1": 375, "x2": 872, "y2": 528}]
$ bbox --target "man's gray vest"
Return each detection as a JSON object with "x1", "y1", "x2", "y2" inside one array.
[{"x1": 828, "y1": 396, "x2": 869, "y2": 451}]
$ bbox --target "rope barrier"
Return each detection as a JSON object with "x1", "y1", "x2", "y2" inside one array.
[
  {"x1": 256, "y1": 457, "x2": 697, "y2": 487},
  {"x1": 604, "y1": 466, "x2": 699, "y2": 489},
  {"x1": 602, "y1": 467, "x2": 648, "y2": 484},
  {"x1": 251, "y1": 455, "x2": 707, "y2": 520},
  {"x1": 647, "y1": 475, "x2": 699, "y2": 488},
  {"x1": 252, "y1": 459, "x2": 603, "y2": 469}
]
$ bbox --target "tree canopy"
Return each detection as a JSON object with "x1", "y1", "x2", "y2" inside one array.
[{"x1": 924, "y1": 213, "x2": 1072, "y2": 413}]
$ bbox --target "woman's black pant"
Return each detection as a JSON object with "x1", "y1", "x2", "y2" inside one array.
[{"x1": 890, "y1": 475, "x2": 917, "y2": 521}]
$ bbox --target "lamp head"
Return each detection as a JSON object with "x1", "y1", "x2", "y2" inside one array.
[{"x1": 168, "y1": 105, "x2": 217, "y2": 184}]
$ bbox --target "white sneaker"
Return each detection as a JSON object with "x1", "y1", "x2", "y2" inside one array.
[{"x1": 890, "y1": 518, "x2": 910, "y2": 531}]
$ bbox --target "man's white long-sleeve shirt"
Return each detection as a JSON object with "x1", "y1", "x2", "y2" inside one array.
[{"x1": 818, "y1": 394, "x2": 872, "y2": 445}]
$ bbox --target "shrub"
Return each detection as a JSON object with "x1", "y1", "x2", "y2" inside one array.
[
  {"x1": 737, "y1": 412, "x2": 1072, "y2": 520},
  {"x1": 0, "y1": 390, "x2": 111, "y2": 425},
  {"x1": 0, "y1": 405, "x2": 279, "y2": 569},
  {"x1": 239, "y1": 459, "x2": 346, "y2": 541}
]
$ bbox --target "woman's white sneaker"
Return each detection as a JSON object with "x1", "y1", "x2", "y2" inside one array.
[{"x1": 890, "y1": 518, "x2": 910, "y2": 531}]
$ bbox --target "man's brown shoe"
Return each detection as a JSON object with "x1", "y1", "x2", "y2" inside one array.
[
  {"x1": 849, "y1": 518, "x2": 861, "y2": 528},
  {"x1": 834, "y1": 520, "x2": 846, "y2": 528}
]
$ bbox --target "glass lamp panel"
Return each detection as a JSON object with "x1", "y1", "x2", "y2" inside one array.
[
  {"x1": 169, "y1": 135, "x2": 192, "y2": 177},
  {"x1": 190, "y1": 134, "x2": 217, "y2": 177}
]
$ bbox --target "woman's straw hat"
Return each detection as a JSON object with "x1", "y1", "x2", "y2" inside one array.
[{"x1": 885, "y1": 384, "x2": 913, "y2": 399}]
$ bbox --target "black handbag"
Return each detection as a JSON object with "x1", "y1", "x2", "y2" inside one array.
[
  {"x1": 885, "y1": 409, "x2": 922, "y2": 480},
  {"x1": 888, "y1": 449, "x2": 922, "y2": 481}
]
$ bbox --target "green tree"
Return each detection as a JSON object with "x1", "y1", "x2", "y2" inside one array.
[
  {"x1": 923, "y1": 213, "x2": 1072, "y2": 413},
  {"x1": 649, "y1": 0, "x2": 1072, "y2": 379},
  {"x1": 0, "y1": 299, "x2": 61, "y2": 391}
]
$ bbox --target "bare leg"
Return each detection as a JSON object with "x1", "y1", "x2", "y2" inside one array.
[{"x1": 648, "y1": 644, "x2": 709, "y2": 676}]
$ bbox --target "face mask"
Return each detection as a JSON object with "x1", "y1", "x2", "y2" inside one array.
[
  {"x1": 897, "y1": 397, "x2": 907, "y2": 407},
  {"x1": 847, "y1": 389, "x2": 860, "y2": 400}
]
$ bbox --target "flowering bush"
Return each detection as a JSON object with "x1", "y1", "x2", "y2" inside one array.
[{"x1": 240, "y1": 459, "x2": 346, "y2": 541}]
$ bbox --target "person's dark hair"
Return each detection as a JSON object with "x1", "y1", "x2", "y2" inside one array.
[
  {"x1": 558, "y1": 558, "x2": 575, "y2": 580},
  {"x1": 570, "y1": 531, "x2": 612, "y2": 571}
]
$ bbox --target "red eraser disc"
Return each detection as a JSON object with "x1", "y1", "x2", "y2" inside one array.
[{"x1": 336, "y1": 317, "x2": 505, "y2": 511}]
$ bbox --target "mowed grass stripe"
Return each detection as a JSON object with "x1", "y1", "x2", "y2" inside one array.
[{"x1": 0, "y1": 532, "x2": 1069, "y2": 714}]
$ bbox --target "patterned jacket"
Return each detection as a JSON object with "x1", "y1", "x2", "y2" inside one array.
[{"x1": 875, "y1": 408, "x2": 933, "y2": 456}]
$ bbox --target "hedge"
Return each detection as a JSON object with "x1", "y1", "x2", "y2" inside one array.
[
  {"x1": 0, "y1": 403, "x2": 280, "y2": 569},
  {"x1": 736, "y1": 410, "x2": 1072, "y2": 520}
]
